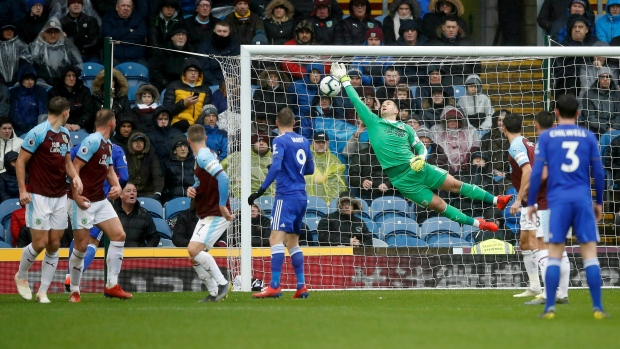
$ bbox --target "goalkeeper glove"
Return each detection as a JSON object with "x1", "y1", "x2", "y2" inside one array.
[
  {"x1": 330, "y1": 62, "x2": 350, "y2": 83},
  {"x1": 247, "y1": 187, "x2": 266, "y2": 206},
  {"x1": 409, "y1": 156, "x2": 425, "y2": 172}
]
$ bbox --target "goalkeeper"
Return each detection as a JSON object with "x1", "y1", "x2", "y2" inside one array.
[{"x1": 331, "y1": 62, "x2": 511, "y2": 231}]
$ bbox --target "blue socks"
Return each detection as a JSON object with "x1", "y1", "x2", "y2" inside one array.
[
  {"x1": 289, "y1": 246, "x2": 305, "y2": 290},
  {"x1": 544, "y1": 258, "x2": 561, "y2": 312},
  {"x1": 584, "y1": 258, "x2": 603, "y2": 311},
  {"x1": 269, "y1": 244, "x2": 285, "y2": 289},
  {"x1": 68, "y1": 241, "x2": 97, "y2": 274}
]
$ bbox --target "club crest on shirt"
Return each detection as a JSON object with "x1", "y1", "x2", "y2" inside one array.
[
  {"x1": 62, "y1": 134, "x2": 69, "y2": 144},
  {"x1": 326, "y1": 21, "x2": 332, "y2": 27}
]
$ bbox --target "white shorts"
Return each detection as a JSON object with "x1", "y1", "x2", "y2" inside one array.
[
  {"x1": 26, "y1": 193, "x2": 68, "y2": 231},
  {"x1": 190, "y1": 216, "x2": 230, "y2": 249},
  {"x1": 69, "y1": 199, "x2": 117, "y2": 230},
  {"x1": 520, "y1": 207, "x2": 549, "y2": 238}
]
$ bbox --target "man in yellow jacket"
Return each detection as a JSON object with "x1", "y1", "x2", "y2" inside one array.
[
  {"x1": 222, "y1": 133, "x2": 274, "y2": 199},
  {"x1": 305, "y1": 131, "x2": 347, "y2": 205}
]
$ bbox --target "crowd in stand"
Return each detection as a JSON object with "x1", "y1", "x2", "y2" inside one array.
[{"x1": 2, "y1": 0, "x2": 620, "y2": 248}]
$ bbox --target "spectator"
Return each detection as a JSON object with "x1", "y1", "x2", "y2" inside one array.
[
  {"x1": 553, "y1": 14, "x2": 599, "y2": 99},
  {"x1": 290, "y1": 0, "x2": 342, "y2": 22},
  {"x1": 458, "y1": 74, "x2": 494, "y2": 130},
  {"x1": 288, "y1": 62, "x2": 323, "y2": 118},
  {"x1": 251, "y1": 106, "x2": 277, "y2": 138},
  {"x1": 0, "y1": 20, "x2": 30, "y2": 86},
  {"x1": 311, "y1": 0, "x2": 342, "y2": 45},
  {"x1": 60, "y1": 0, "x2": 101, "y2": 63},
  {"x1": 9, "y1": 64, "x2": 48, "y2": 136},
  {"x1": 605, "y1": 129, "x2": 620, "y2": 190},
  {"x1": 579, "y1": 42, "x2": 619, "y2": 98},
  {"x1": 161, "y1": 135, "x2": 195, "y2": 202},
  {"x1": 351, "y1": 28, "x2": 394, "y2": 87},
  {"x1": 126, "y1": 131, "x2": 165, "y2": 200},
  {"x1": 549, "y1": 0, "x2": 596, "y2": 43},
  {"x1": 581, "y1": 67, "x2": 620, "y2": 136},
  {"x1": 422, "y1": 0, "x2": 467, "y2": 40},
  {"x1": 112, "y1": 113, "x2": 138, "y2": 152},
  {"x1": 282, "y1": 20, "x2": 317, "y2": 80},
  {"x1": 184, "y1": 0, "x2": 221, "y2": 46},
  {"x1": 29, "y1": 17, "x2": 83, "y2": 87},
  {"x1": 537, "y1": 0, "x2": 571, "y2": 36},
  {"x1": 394, "y1": 18, "x2": 427, "y2": 47},
  {"x1": 395, "y1": 85, "x2": 414, "y2": 115},
  {"x1": 101, "y1": 0, "x2": 148, "y2": 65},
  {"x1": 163, "y1": 57, "x2": 212, "y2": 130},
  {"x1": 252, "y1": 68, "x2": 291, "y2": 125},
  {"x1": 113, "y1": 182, "x2": 160, "y2": 247},
  {"x1": 210, "y1": 80, "x2": 228, "y2": 114},
  {"x1": 0, "y1": 118, "x2": 22, "y2": 173},
  {"x1": 480, "y1": 109, "x2": 510, "y2": 177},
  {"x1": 47, "y1": 66, "x2": 94, "y2": 132},
  {"x1": 305, "y1": 131, "x2": 346, "y2": 205},
  {"x1": 131, "y1": 84, "x2": 160, "y2": 132},
  {"x1": 359, "y1": 86, "x2": 380, "y2": 114},
  {"x1": 416, "y1": 126, "x2": 449, "y2": 170},
  {"x1": 403, "y1": 113, "x2": 425, "y2": 130},
  {"x1": 416, "y1": 64, "x2": 454, "y2": 111},
  {"x1": 223, "y1": 0, "x2": 265, "y2": 45},
  {"x1": 451, "y1": 151, "x2": 497, "y2": 219},
  {"x1": 428, "y1": 14, "x2": 471, "y2": 46},
  {"x1": 430, "y1": 105, "x2": 480, "y2": 174},
  {"x1": 311, "y1": 95, "x2": 339, "y2": 119},
  {"x1": 16, "y1": 1, "x2": 49, "y2": 44},
  {"x1": 146, "y1": 105, "x2": 183, "y2": 160},
  {"x1": 338, "y1": 0, "x2": 382, "y2": 45},
  {"x1": 149, "y1": 23, "x2": 196, "y2": 92},
  {"x1": 596, "y1": 0, "x2": 620, "y2": 43},
  {"x1": 196, "y1": 21, "x2": 240, "y2": 87},
  {"x1": 148, "y1": 0, "x2": 183, "y2": 47},
  {"x1": 317, "y1": 192, "x2": 372, "y2": 246},
  {"x1": 0, "y1": 0, "x2": 27, "y2": 25},
  {"x1": 376, "y1": 66, "x2": 402, "y2": 103},
  {"x1": 196, "y1": 104, "x2": 228, "y2": 160},
  {"x1": 250, "y1": 203, "x2": 272, "y2": 247},
  {"x1": 333, "y1": 68, "x2": 364, "y2": 124},
  {"x1": 171, "y1": 200, "x2": 198, "y2": 247},
  {"x1": 91, "y1": 69, "x2": 132, "y2": 124},
  {"x1": 222, "y1": 133, "x2": 274, "y2": 199},
  {"x1": 382, "y1": 0, "x2": 421, "y2": 45},
  {"x1": 263, "y1": 0, "x2": 295, "y2": 45},
  {"x1": 0, "y1": 150, "x2": 19, "y2": 202},
  {"x1": 420, "y1": 87, "x2": 454, "y2": 128},
  {"x1": 10, "y1": 204, "x2": 25, "y2": 247}
]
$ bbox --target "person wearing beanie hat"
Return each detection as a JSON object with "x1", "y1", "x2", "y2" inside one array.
[
  {"x1": 47, "y1": 65, "x2": 95, "y2": 132},
  {"x1": 60, "y1": 0, "x2": 101, "y2": 62},
  {"x1": 317, "y1": 191, "x2": 372, "y2": 246},
  {"x1": 145, "y1": 105, "x2": 183, "y2": 160},
  {"x1": 9, "y1": 64, "x2": 48, "y2": 136},
  {"x1": 395, "y1": 18, "x2": 428, "y2": 46},
  {"x1": 263, "y1": 0, "x2": 295, "y2": 45},
  {"x1": 184, "y1": 0, "x2": 220, "y2": 46},
  {"x1": 331, "y1": 61, "x2": 511, "y2": 232},
  {"x1": 197, "y1": 103, "x2": 228, "y2": 160},
  {"x1": 549, "y1": 0, "x2": 597, "y2": 43},
  {"x1": 161, "y1": 134, "x2": 195, "y2": 202},
  {"x1": 365, "y1": 27, "x2": 383, "y2": 44},
  {"x1": 383, "y1": 0, "x2": 421, "y2": 45},
  {"x1": 582, "y1": 65, "x2": 620, "y2": 135},
  {"x1": 150, "y1": 21, "x2": 196, "y2": 91},
  {"x1": 148, "y1": 0, "x2": 183, "y2": 48},
  {"x1": 338, "y1": 0, "x2": 382, "y2": 45},
  {"x1": 223, "y1": 0, "x2": 265, "y2": 45},
  {"x1": 126, "y1": 130, "x2": 165, "y2": 200},
  {"x1": 310, "y1": 0, "x2": 343, "y2": 45},
  {"x1": 0, "y1": 19, "x2": 29, "y2": 85},
  {"x1": 15, "y1": 0, "x2": 48, "y2": 44}
]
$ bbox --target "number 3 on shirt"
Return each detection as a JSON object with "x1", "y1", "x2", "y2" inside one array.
[{"x1": 561, "y1": 141, "x2": 579, "y2": 173}]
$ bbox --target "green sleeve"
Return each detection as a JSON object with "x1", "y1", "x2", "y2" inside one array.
[{"x1": 344, "y1": 83, "x2": 378, "y2": 127}]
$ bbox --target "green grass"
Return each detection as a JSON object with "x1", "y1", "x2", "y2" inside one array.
[{"x1": 1, "y1": 289, "x2": 618, "y2": 349}]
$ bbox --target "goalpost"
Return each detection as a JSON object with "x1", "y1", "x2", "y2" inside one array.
[{"x1": 231, "y1": 45, "x2": 620, "y2": 292}]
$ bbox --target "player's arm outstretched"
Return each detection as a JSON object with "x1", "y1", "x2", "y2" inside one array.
[
  {"x1": 331, "y1": 62, "x2": 377, "y2": 127},
  {"x1": 409, "y1": 133, "x2": 428, "y2": 172}
]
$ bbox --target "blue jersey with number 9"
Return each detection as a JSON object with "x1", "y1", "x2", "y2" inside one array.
[{"x1": 271, "y1": 132, "x2": 313, "y2": 199}]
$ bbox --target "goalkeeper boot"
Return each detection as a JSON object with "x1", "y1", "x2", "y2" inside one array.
[
  {"x1": 593, "y1": 309, "x2": 610, "y2": 319},
  {"x1": 14, "y1": 272, "x2": 32, "y2": 301},
  {"x1": 64, "y1": 275, "x2": 71, "y2": 293},
  {"x1": 292, "y1": 286, "x2": 309, "y2": 299},
  {"x1": 539, "y1": 309, "x2": 555, "y2": 319},
  {"x1": 104, "y1": 284, "x2": 133, "y2": 300},
  {"x1": 514, "y1": 289, "x2": 542, "y2": 298},
  {"x1": 69, "y1": 292, "x2": 81, "y2": 303},
  {"x1": 496, "y1": 195, "x2": 513, "y2": 210},
  {"x1": 252, "y1": 286, "x2": 282, "y2": 299},
  {"x1": 214, "y1": 282, "x2": 230, "y2": 302},
  {"x1": 475, "y1": 218, "x2": 498, "y2": 232}
]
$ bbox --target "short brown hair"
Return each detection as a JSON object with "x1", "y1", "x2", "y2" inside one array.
[
  {"x1": 187, "y1": 124, "x2": 206, "y2": 143},
  {"x1": 48, "y1": 96, "x2": 71, "y2": 116},
  {"x1": 276, "y1": 107, "x2": 295, "y2": 127},
  {"x1": 95, "y1": 109, "x2": 116, "y2": 128}
]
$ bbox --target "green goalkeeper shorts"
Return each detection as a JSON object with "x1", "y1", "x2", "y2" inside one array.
[{"x1": 386, "y1": 162, "x2": 448, "y2": 208}]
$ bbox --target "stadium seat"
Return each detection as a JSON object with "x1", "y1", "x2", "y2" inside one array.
[
  {"x1": 81, "y1": 62, "x2": 104, "y2": 89},
  {"x1": 115, "y1": 62, "x2": 149, "y2": 86},
  {"x1": 209, "y1": 85, "x2": 218, "y2": 94},
  {"x1": 409, "y1": 86, "x2": 417, "y2": 100},
  {"x1": 70, "y1": 130, "x2": 89, "y2": 146},
  {"x1": 138, "y1": 197, "x2": 163, "y2": 218},
  {"x1": 360, "y1": 216, "x2": 379, "y2": 238},
  {"x1": 128, "y1": 85, "x2": 140, "y2": 105},
  {"x1": 158, "y1": 238, "x2": 175, "y2": 247},
  {"x1": 328, "y1": 196, "x2": 371, "y2": 220},
  {"x1": 385, "y1": 234, "x2": 428, "y2": 247},
  {"x1": 372, "y1": 237, "x2": 388, "y2": 247},
  {"x1": 303, "y1": 216, "x2": 321, "y2": 245},
  {"x1": 230, "y1": 197, "x2": 241, "y2": 213},
  {"x1": 419, "y1": 217, "x2": 461, "y2": 241},
  {"x1": 0, "y1": 241, "x2": 12, "y2": 248},
  {"x1": 370, "y1": 196, "x2": 409, "y2": 224},
  {"x1": 599, "y1": 129, "x2": 620, "y2": 157},
  {"x1": 374, "y1": 15, "x2": 386, "y2": 23},
  {"x1": 2, "y1": 219, "x2": 12, "y2": 246},
  {"x1": 255, "y1": 196, "x2": 274, "y2": 218},
  {"x1": 306, "y1": 196, "x2": 329, "y2": 219},
  {"x1": 164, "y1": 197, "x2": 190, "y2": 220},
  {"x1": 453, "y1": 85, "x2": 465, "y2": 100},
  {"x1": 0, "y1": 198, "x2": 20, "y2": 245},
  {"x1": 379, "y1": 216, "x2": 420, "y2": 240},
  {"x1": 461, "y1": 225, "x2": 480, "y2": 243},
  {"x1": 153, "y1": 218, "x2": 172, "y2": 239},
  {"x1": 502, "y1": 187, "x2": 520, "y2": 233},
  {"x1": 428, "y1": 235, "x2": 472, "y2": 248}
]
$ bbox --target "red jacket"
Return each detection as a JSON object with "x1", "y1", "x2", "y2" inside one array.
[{"x1": 10, "y1": 207, "x2": 25, "y2": 247}]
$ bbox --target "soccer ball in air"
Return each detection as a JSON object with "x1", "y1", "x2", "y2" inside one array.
[{"x1": 319, "y1": 76, "x2": 342, "y2": 97}]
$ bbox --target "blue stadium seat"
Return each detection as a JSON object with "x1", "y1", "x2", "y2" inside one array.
[
  {"x1": 70, "y1": 130, "x2": 89, "y2": 146},
  {"x1": 328, "y1": 196, "x2": 371, "y2": 219},
  {"x1": 115, "y1": 62, "x2": 149, "y2": 86},
  {"x1": 461, "y1": 225, "x2": 480, "y2": 243},
  {"x1": 372, "y1": 237, "x2": 388, "y2": 247},
  {"x1": 453, "y1": 85, "x2": 465, "y2": 100},
  {"x1": 419, "y1": 217, "x2": 461, "y2": 241},
  {"x1": 0, "y1": 198, "x2": 20, "y2": 245},
  {"x1": 158, "y1": 238, "x2": 175, "y2": 247},
  {"x1": 360, "y1": 216, "x2": 379, "y2": 238},
  {"x1": 306, "y1": 196, "x2": 329, "y2": 219},
  {"x1": 379, "y1": 216, "x2": 420, "y2": 240},
  {"x1": 303, "y1": 216, "x2": 321, "y2": 245},
  {"x1": 370, "y1": 196, "x2": 409, "y2": 224},
  {"x1": 428, "y1": 235, "x2": 472, "y2": 248},
  {"x1": 0, "y1": 241, "x2": 12, "y2": 248},
  {"x1": 255, "y1": 196, "x2": 274, "y2": 218},
  {"x1": 164, "y1": 197, "x2": 190, "y2": 220},
  {"x1": 128, "y1": 85, "x2": 140, "y2": 105},
  {"x1": 81, "y1": 62, "x2": 103, "y2": 81},
  {"x1": 385, "y1": 234, "x2": 428, "y2": 247},
  {"x1": 502, "y1": 187, "x2": 520, "y2": 233},
  {"x1": 599, "y1": 129, "x2": 620, "y2": 157},
  {"x1": 138, "y1": 197, "x2": 163, "y2": 218},
  {"x1": 374, "y1": 15, "x2": 386, "y2": 23},
  {"x1": 209, "y1": 85, "x2": 218, "y2": 94},
  {"x1": 153, "y1": 218, "x2": 172, "y2": 239},
  {"x1": 2, "y1": 219, "x2": 12, "y2": 246},
  {"x1": 409, "y1": 86, "x2": 417, "y2": 101}
]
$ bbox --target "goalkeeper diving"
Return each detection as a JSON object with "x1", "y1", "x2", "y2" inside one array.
[{"x1": 331, "y1": 62, "x2": 511, "y2": 231}]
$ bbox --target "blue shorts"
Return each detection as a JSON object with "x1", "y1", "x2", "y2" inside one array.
[
  {"x1": 548, "y1": 201, "x2": 599, "y2": 244},
  {"x1": 90, "y1": 227, "x2": 103, "y2": 241},
  {"x1": 271, "y1": 198, "x2": 307, "y2": 234}
]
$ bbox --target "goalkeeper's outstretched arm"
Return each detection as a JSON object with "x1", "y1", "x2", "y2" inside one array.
[{"x1": 331, "y1": 62, "x2": 378, "y2": 126}]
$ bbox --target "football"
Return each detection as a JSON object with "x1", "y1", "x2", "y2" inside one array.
[{"x1": 319, "y1": 76, "x2": 342, "y2": 97}]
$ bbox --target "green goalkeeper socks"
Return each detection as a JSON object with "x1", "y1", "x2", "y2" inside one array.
[
  {"x1": 459, "y1": 183, "x2": 495, "y2": 205},
  {"x1": 441, "y1": 204, "x2": 475, "y2": 226}
]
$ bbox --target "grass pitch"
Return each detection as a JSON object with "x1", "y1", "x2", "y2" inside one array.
[{"x1": 1, "y1": 289, "x2": 617, "y2": 349}]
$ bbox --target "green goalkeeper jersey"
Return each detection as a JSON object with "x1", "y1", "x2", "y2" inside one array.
[{"x1": 345, "y1": 84, "x2": 426, "y2": 169}]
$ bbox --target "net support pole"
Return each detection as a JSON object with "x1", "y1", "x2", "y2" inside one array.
[
  {"x1": 239, "y1": 46, "x2": 253, "y2": 292},
  {"x1": 103, "y1": 37, "x2": 113, "y2": 283}
]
